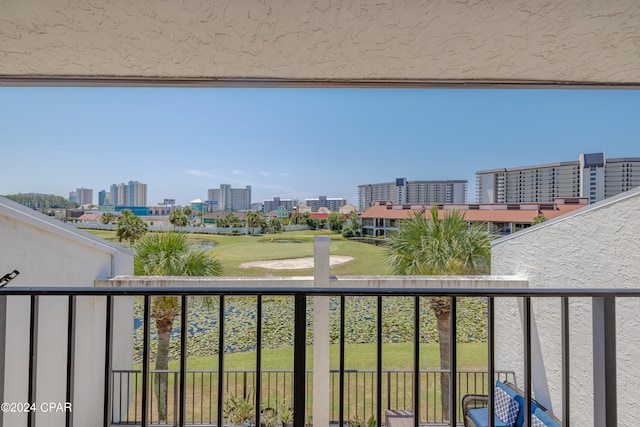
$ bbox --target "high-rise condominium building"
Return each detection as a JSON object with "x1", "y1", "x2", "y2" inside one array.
[
  {"x1": 476, "y1": 153, "x2": 640, "y2": 204},
  {"x1": 263, "y1": 197, "x2": 296, "y2": 212},
  {"x1": 207, "y1": 184, "x2": 251, "y2": 211},
  {"x1": 98, "y1": 190, "x2": 111, "y2": 206},
  {"x1": 108, "y1": 181, "x2": 147, "y2": 207},
  {"x1": 305, "y1": 196, "x2": 347, "y2": 212},
  {"x1": 358, "y1": 178, "x2": 467, "y2": 211},
  {"x1": 75, "y1": 188, "x2": 93, "y2": 206}
]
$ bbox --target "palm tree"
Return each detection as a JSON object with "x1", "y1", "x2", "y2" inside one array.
[
  {"x1": 101, "y1": 212, "x2": 115, "y2": 224},
  {"x1": 246, "y1": 211, "x2": 261, "y2": 234},
  {"x1": 349, "y1": 211, "x2": 362, "y2": 237},
  {"x1": 226, "y1": 212, "x2": 242, "y2": 228},
  {"x1": 134, "y1": 232, "x2": 223, "y2": 420},
  {"x1": 169, "y1": 208, "x2": 189, "y2": 228},
  {"x1": 532, "y1": 214, "x2": 548, "y2": 225},
  {"x1": 116, "y1": 209, "x2": 148, "y2": 247},
  {"x1": 386, "y1": 205, "x2": 491, "y2": 418},
  {"x1": 269, "y1": 217, "x2": 282, "y2": 233},
  {"x1": 328, "y1": 212, "x2": 346, "y2": 232}
]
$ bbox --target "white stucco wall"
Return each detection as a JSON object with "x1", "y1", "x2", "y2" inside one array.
[
  {"x1": 490, "y1": 187, "x2": 640, "y2": 426},
  {"x1": 0, "y1": 197, "x2": 133, "y2": 427},
  {"x1": 2, "y1": 0, "x2": 640, "y2": 85}
]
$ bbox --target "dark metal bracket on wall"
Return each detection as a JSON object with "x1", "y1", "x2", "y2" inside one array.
[{"x1": 0, "y1": 270, "x2": 19, "y2": 288}]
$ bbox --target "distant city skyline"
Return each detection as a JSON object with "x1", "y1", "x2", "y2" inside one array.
[{"x1": 2, "y1": 87, "x2": 639, "y2": 206}]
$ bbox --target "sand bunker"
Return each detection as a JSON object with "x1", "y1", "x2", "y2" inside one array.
[{"x1": 240, "y1": 255, "x2": 354, "y2": 270}]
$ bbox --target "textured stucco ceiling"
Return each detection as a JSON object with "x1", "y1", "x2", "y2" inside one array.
[{"x1": 1, "y1": 0, "x2": 640, "y2": 87}]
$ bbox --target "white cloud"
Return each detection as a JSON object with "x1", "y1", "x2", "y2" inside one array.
[{"x1": 186, "y1": 169, "x2": 213, "y2": 178}]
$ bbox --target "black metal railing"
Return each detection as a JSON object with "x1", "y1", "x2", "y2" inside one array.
[
  {"x1": 111, "y1": 369, "x2": 516, "y2": 425},
  {"x1": 0, "y1": 285, "x2": 634, "y2": 427}
]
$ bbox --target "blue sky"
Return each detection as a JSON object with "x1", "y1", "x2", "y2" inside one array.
[{"x1": 1, "y1": 87, "x2": 639, "y2": 206}]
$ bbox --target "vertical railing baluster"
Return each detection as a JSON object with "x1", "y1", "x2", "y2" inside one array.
[
  {"x1": 256, "y1": 296, "x2": 263, "y2": 427},
  {"x1": 179, "y1": 295, "x2": 188, "y2": 426},
  {"x1": 243, "y1": 371, "x2": 248, "y2": 398},
  {"x1": 387, "y1": 371, "x2": 391, "y2": 411},
  {"x1": 355, "y1": 371, "x2": 359, "y2": 417},
  {"x1": 119, "y1": 373, "x2": 124, "y2": 424},
  {"x1": 134, "y1": 370, "x2": 138, "y2": 422},
  {"x1": 104, "y1": 295, "x2": 113, "y2": 427},
  {"x1": 488, "y1": 297, "x2": 495, "y2": 427},
  {"x1": 340, "y1": 296, "x2": 345, "y2": 427},
  {"x1": 66, "y1": 295, "x2": 76, "y2": 427},
  {"x1": 217, "y1": 296, "x2": 225, "y2": 427},
  {"x1": 347, "y1": 368, "x2": 351, "y2": 420},
  {"x1": 450, "y1": 297, "x2": 457, "y2": 426},
  {"x1": 293, "y1": 294, "x2": 306, "y2": 427},
  {"x1": 523, "y1": 297, "x2": 532, "y2": 427},
  {"x1": 561, "y1": 296, "x2": 570, "y2": 427},
  {"x1": 141, "y1": 295, "x2": 151, "y2": 427},
  {"x1": 593, "y1": 296, "x2": 618, "y2": 427},
  {"x1": 27, "y1": 295, "x2": 39, "y2": 427},
  {"x1": 413, "y1": 296, "x2": 420, "y2": 427},
  {"x1": 377, "y1": 296, "x2": 382, "y2": 426}
]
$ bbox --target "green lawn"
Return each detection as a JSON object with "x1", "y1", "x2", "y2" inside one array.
[
  {"x1": 154, "y1": 342, "x2": 488, "y2": 371},
  {"x1": 85, "y1": 229, "x2": 392, "y2": 276},
  {"x1": 128, "y1": 342, "x2": 489, "y2": 424}
]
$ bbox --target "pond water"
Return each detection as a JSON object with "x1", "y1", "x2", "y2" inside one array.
[{"x1": 194, "y1": 241, "x2": 216, "y2": 249}]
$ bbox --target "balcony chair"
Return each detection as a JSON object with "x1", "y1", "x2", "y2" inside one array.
[{"x1": 462, "y1": 381, "x2": 562, "y2": 427}]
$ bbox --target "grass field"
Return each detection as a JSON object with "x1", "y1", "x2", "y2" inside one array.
[
  {"x1": 150, "y1": 341, "x2": 488, "y2": 371},
  {"x1": 85, "y1": 229, "x2": 392, "y2": 276},
  {"x1": 123, "y1": 343, "x2": 489, "y2": 424}
]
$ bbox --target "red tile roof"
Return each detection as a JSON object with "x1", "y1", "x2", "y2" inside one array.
[
  {"x1": 360, "y1": 202, "x2": 586, "y2": 224},
  {"x1": 78, "y1": 214, "x2": 102, "y2": 221}
]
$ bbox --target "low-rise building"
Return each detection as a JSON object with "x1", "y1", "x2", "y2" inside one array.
[{"x1": 359, "y1": 198, "x2": 588, "y2": 238}]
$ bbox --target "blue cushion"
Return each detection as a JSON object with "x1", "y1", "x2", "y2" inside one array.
[
  {"x1": 467, "y1": 408, "x2": 510, "y2": 427},
  {"x1": 514, "y1": 397, "x2": 540, "y2": 427},
  {"x1": 496, "y1": 381, "x2": 519, "y2": 398},
  {"x1": 495, "y1": 381, "x2": 525, "y2": 426},
  {"x1": 494, "y1": 387, "x2": 519, "y2": 426},
  {"x1": 531, "y1": 407, "x2": 561, "y2": 427}
]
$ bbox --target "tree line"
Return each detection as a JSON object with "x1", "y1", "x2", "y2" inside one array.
[{"x1": 3, "y1": 193, "x2": 79, "y2": 209}]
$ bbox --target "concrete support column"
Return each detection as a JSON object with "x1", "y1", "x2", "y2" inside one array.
[{"x1": 313, "y1": 236, "x2": 331, "y2": 427}]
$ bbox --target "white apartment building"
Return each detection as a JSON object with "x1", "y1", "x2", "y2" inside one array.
[
  {"x1": 358, "y1": 178, "x2": 467, "y2": 211},
  {"x1": 477, "y1": 153, "x2": 640, "y2": 204},
  {"x1": 263, "y1": 197, "x2": 296, "y2": 212},
  {"x1": 75, "y1": 187, "x2": 93, "y2": 206},
  {"x1": 107, "y1": 181, "x2": 148, "y2": 207},
  {"x1": 207, "y1": 184, "x2": 251, "y2": 211},
  {"x1": 305, "y1": 196, "x2": 347, "y2": 212}
]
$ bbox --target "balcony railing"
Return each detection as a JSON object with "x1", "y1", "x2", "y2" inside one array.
[
  {"x1": 0, "y1": 282, "x2": 633, "y2": 427},
  {"x1": 111, "y1": 369, "x2": 517, "y2": 425}
]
